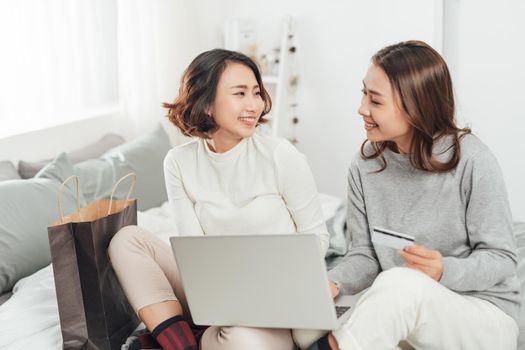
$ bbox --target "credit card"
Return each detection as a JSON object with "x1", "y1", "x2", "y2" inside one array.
[{"x1": 371, "y1": 226, "x2": 415, "y2": 250}]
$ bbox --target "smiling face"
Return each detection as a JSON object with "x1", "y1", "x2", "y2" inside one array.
[
  {"x1": 358, "y1": 63, "x2": 414, "y2": 153},
  {"x1": 208, "y1": 62, "x2": 265, "y2": 148}
]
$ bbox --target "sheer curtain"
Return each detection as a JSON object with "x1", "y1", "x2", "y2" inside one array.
[
  {"x1": 0, "y1": 0, "x2": 196, "y2": 141},
  {"x1": 0, "y1": 0, "x2": 119, "y2": 139},
  {"x1": 116, "y1": 0, "x2": 198, "y2": 140}
]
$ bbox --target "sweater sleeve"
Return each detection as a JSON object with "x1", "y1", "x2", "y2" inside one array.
[
  {"x1": 163, "y1": 153, "x2": 204, "y2": 236},
  {"x1": 327, "y1": 159, "x2": 381, "y2": 295},
  {"x1": 274, "y1": 141, "x2": 330, "y2": 255},
  {"x1": 439, "y1": 149, "x2": 518, "y2": 291}
]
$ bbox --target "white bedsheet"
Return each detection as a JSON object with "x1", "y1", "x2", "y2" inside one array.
[{"x1": 0, "y1": 195, "x2": 345, "y2": 349}]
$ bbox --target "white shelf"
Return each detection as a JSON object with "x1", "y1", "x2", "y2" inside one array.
[
  {"x1": 224, "y1": 16, "x2": 294, "y2": 138},
  {"x1": 262, "y1": 75, "x2": 279, "y2": 85}
]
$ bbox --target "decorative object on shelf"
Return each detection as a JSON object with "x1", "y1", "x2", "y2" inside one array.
[
  {"x1": 288, "y1": 103, "x2": 299, "y2": 145},
  {"x1": 223, "y1": 16, "x2": 298, "y2": 140},
  {"x1": 283, "y1": 23, "x2": 300, "y2": 144},
  {"x1": 258, "y1": 48, "x2": 280, "y2": 77},
  {"x1": 223, "y1": 18, "x2": 258, "y2": 61}
]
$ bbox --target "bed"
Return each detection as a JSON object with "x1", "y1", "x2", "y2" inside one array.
[{"x1": 0, "y1": 125, "x2": 523, "y2": 349}]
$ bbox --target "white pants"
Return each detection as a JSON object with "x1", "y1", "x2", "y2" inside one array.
[{"x1": 332, "y1": 267, "x2": 518, "y2": 350}]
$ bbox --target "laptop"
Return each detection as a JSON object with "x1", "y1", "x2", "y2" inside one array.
[{"x1": 170, "y1": 234, "x2": 358, "y2": 330}]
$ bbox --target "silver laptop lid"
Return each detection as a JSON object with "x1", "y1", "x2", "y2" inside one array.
[{"x1": 170, "y1": 234, "x2": 339, "y2": 330}]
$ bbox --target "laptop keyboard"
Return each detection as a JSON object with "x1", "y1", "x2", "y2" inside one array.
[{"x1": 335, "y1": 306, "x2": 351, "y2": 318}]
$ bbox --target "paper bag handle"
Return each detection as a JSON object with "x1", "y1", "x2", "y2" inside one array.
[
  {"x1": 58, "y1": 175, "x2": 81, "y2": 223},
  {"x1": 107, "y1": 172, "x2": 136, "y2": 215}
]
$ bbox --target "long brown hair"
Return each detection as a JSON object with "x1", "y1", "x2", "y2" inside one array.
[
  {"x1": 163, "y1": 49, "x2": 272, "y2": 139},
  {"x1": 362, "y1": 40, "x2": 470, "y2": 172}
]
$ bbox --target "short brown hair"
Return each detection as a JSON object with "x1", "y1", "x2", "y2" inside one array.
[
  {"x1": 362, "y1": 40, "x2": 471, "y2": 172},
  {"x1": 163, "y1": 49, "x2": 272, "y2": 139}
]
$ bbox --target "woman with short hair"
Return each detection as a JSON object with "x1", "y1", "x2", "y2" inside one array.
[{"x1": 108, "y1": 49, "x2": 329, "y2": 350}]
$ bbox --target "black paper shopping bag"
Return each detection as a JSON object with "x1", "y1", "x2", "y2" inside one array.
[{"x1": 48, "y1": 174, "x2": 140, "y2": 349}]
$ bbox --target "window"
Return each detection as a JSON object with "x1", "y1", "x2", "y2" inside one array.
[{"x1": 0, "y1": 0, "x2": 119, "y2": 138}]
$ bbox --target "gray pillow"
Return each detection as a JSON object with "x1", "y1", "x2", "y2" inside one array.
[
  {"x1": 0, "y1": 291, "x2": 12, "y2": 306},
  {"x1": 0, "y1": 153, "x2": 84, "y2": 294},
  {"x1": 74, "y1": 124, "x2": 171, "y2": 211},
  {"x1": 0, "y1": 161, "x2": 20, "y2": 181},
  {"x1": 513, "y1": 221, "x2": 525, "y2": 349},
  {"x1": 18, "y1": 133, "x2": 125, "y2": 179}
]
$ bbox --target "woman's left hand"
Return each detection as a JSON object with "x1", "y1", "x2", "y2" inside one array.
[{"x1": 399, "y1": 244, "x2": 443, "y2": 281}]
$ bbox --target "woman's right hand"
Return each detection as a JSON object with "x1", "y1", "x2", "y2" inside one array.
[{"x1": 329, "y1": 280, "x2": 339, "y2": 299}]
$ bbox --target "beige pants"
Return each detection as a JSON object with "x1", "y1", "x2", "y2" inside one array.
[{"x1": 108, "y1": 225, "x2": 295, "y2": 350}]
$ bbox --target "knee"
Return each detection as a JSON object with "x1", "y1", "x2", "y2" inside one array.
[
  {"x1": 201, "y1": 326, "x2": 294, "y2": 350},
  {"x1": 370, "y1": 267, "x2": 433, "y2": 299},
  {"x1": 107, "y1": 225, "x2": 146, "y2": 260}
]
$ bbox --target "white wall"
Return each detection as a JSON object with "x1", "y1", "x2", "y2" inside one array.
[
  {"x1": 443, "y1": 0, "x2": 525, "y2": 220},
  {"x1": 0, "y1": 112, "x2": 125, "y2": 163}
]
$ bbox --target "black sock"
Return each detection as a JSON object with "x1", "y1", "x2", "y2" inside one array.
[
  {"x1": 306, "y1": 334, "x2": 332, "y2": 350},
  {"x1": 128, "y1": 331, "x2": 160, "y2": 350},
  {"x1": 190, "y1": 325, "x2": 208, "y2": 344},
  {"x1": 152, "y1": 315, "x2": 197, "y2": 350}
]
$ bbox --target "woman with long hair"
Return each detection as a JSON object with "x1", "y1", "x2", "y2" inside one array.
[{"x1": 303, "y1": 40, "x2": 519, "y2": 350}]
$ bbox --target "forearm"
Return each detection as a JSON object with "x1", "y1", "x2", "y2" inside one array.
[
  {"x1": 290, "y1": 194, "x2": 330, "y2": 254},
  {"x1": 328, "y1": 248, "x2": 380, "y2": 295},
  {"x1": 275, "y1": 142, "x2": 330, "y2": 254},
  {"x1": 440, "y1": 249, "x2": 517, "y2": 292}
]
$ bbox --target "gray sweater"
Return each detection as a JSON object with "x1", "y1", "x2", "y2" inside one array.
[{"x1": 328, "y1": 134, "x2": 521, "y2": 324}]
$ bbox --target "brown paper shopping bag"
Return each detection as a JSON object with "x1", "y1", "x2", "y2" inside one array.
[{"x1": 48, "y1": 173, "x2": 140, "y2": 350}]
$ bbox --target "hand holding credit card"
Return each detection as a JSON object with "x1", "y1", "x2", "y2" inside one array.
[{"x1": 372, "y1": 226, "x2": 415, "y2": 250}]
